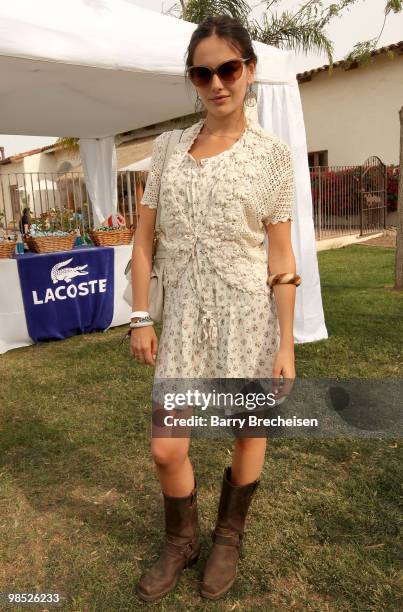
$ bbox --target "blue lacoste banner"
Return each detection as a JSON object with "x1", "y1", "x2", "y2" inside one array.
[{"x1": 16, "y1": 246, "x2": 114, "y2": 342}]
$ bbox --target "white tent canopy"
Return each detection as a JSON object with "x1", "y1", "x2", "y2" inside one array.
[
  {"x1": 0, "y1": 0, "x2": 328, "y2": 344},
  {"x1": 0, "y1": 0, "x2": 297, "y2": 137}
]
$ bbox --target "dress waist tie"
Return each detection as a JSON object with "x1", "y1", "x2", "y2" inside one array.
[
  {"x1": 197, "y1": 307, "x2": 218, "y2": 348},
  {"x1": 187, "y1": 241, "x2": 218, "y2": 349}
]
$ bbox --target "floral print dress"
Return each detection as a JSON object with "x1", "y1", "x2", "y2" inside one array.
[{"x1": 140, "y1": 114, "x2": 295, "y2": 381}]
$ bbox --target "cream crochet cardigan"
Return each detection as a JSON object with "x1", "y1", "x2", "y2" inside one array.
[{"x1": 141, "y1": 114, "x2": 295, "y2": 295}]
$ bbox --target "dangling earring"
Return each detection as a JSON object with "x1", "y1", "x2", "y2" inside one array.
[
  {"x1": 195, "y1": 93, "x2": 204, "y2": 114},
  {"x1": 244, "y1": 84, "x2": 257, "y2": 108}
]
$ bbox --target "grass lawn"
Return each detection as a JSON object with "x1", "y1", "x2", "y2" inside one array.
[{"x1": 0, "y1": 244, "x2": 402, "y2": 611}]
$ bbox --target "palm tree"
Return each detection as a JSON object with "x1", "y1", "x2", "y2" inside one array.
[
  {"x1": 166, "y1": 0, "x2": 402, "y2": 69},
  {"x1": 55, "y1": 136, "x2": 81, "y2": 157},
  {"x1": 176, "y1": 0, "x2": 250, "y2": 26}
]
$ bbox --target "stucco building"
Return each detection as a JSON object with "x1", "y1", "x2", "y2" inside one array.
[{"x1": 297, "y1": 41, "x2": 403, "y2": 167}]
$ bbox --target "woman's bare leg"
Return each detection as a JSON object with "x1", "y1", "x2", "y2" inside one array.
[
  {"x1": 151, "y1": 437, "x2": 195, "y2": 496},
  {"x1": 151, "y1": 404, "x2": 195, "y2": 496},
  {"x1": 231, "y1": 437, "x2": 267, "y2": 484}
]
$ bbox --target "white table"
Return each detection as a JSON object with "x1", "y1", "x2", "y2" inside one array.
[{"x1": 0, "y1": 244, "x2": 133, "y2": 354}]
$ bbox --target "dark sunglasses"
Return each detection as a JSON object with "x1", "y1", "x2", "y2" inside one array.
[{"x1": 187, "y1": 57, "x2": 252, "y2": 87}]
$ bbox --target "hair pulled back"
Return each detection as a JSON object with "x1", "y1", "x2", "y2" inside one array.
[{"x1": 184, "y1": 15, "x2": 257, "y2": 74}]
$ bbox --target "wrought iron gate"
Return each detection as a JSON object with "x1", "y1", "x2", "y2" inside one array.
[{"x1": 359, "y1": 156, "x2": 387, "y2": 236}]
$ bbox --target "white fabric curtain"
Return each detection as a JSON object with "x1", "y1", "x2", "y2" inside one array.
[
  {"x1": 256, "y1": 82, "x2": 328, "y2": 343},
  {"x1": 78, "y1": 136, "x2": 117, "y2": 228}
]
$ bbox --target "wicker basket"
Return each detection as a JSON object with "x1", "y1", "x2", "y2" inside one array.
[
  {"x1": 27, "y1": 234, "x2": 75, "y2": 254},
  {"x1": 89, "y1": 228, "x2": 134, "y2": 247},
  {"x1": 0, "y1": 240, "x2": 17, "y2": 259}
]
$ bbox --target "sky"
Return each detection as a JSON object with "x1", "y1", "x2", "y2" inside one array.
[{"x1": 2, "y1": 0, "x2": 402, "y2": 157}]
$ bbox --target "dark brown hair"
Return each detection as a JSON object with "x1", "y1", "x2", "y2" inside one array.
[{"x1": 184, "y1": 15, "x2": 257, "y2": 73}]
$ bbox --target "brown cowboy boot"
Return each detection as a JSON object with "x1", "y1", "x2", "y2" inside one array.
[
  {"x1": 200, "y1": 465, "x2": 261, "y2": 600},
  {"x1": 136, "y1": 476, "x2": 201, "y2": 602}
]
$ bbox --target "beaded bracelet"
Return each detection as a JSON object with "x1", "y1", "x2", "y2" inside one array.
[{"x1": 130, "y1": 315, "x2": 154, "y2": 328}]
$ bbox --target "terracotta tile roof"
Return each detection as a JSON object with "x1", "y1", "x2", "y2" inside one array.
[
  {"x1": 297, "y1": 40, "x2": 403, "y2": 83},
  {"x1": 0, "y1": 142, "x2": 59, "y2": 165}
]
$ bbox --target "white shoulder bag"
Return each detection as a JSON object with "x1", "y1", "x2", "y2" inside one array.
[{"x1": 124, "y1": 128, "x2": 185, "y2": 323}]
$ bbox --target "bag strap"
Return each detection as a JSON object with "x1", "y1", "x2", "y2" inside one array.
[{"x1": 155, "y1": 128, "x2": 184, "y2": 232}]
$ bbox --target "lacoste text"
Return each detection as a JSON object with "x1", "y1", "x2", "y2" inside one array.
[{"x1": 32, "y1": 279, "x2": 107, "y2": 304}]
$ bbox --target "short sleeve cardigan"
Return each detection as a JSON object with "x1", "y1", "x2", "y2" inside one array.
[{"x1": 141, "y1": 114, "x2": 295, "y2": 296}]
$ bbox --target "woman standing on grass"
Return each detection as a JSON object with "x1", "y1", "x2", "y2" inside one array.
[{"x1": 129, "y1": 15, "x2": 299, "y2": 602}]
